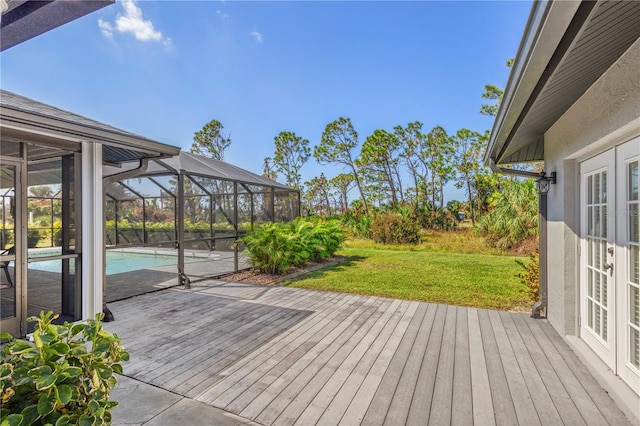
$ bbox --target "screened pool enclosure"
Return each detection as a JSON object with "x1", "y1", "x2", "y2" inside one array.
[{"x1": 104, "y1": 152, "x2": 299, "y2": 294}]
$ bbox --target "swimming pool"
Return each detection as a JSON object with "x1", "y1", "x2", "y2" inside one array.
[{"x1": 28, "y1": 251, "x2": 187, "y2": 275}]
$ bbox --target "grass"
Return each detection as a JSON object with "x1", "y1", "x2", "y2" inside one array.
[{"x1": 286, "y1": 228, "x2": 533, "y2": 311}]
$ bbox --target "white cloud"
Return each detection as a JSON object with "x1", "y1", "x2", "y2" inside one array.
[
  {"x1": 216, "y1": 9, "x2": 229, "y2": 20},
  {"x1": 250, "y1": 28, "x2": 263, "y2": 44},
  {"x1": 98, "y1": 19, "x2": 114, "y2": 38},
  {"x1": 98, "y1": 0, "x2": 171, "y2": 46}
]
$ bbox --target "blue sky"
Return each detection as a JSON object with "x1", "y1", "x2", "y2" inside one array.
[{"x1": 1, "y1": 0, "x2": 532, "y2": 202}]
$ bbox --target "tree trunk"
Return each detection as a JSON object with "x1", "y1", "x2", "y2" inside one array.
[
  {"x1": 350, "y1": 164, "x2": 369, "y2": 214},
  {"x1": 467, "y1": 179, "x2": 475, "y2": 225}
]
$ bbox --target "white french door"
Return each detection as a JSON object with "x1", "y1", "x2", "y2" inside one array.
[
  {"x1": 615, "y1": 139, "x2": 639, "y2": 392},
  {"x1": 580, "y1": 137, "x2": 640, "y2": 395}
]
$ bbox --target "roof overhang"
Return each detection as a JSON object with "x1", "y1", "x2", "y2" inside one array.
[
  {"x1": 485, "y1": 0, "x2": 640, "y2": 165},
  {"x1": 1, "y1": 91, "x2": 180, "y2": 163},
  {"x1": 1, "y1": 0, "x2": 113, "y2": 51}
]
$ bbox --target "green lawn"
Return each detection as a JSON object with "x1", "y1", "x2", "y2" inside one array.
[{"x1": 286, "y1": 241, "x2": 532, "y2": 311}]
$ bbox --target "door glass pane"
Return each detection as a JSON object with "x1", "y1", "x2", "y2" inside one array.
[
  {"x1": 0, "y1": 163, "x2": 16, "y2": 319},
  {"x1": 630, "y1": 161, "x2": 638, "y2": 201},
  {"x1": 632, "y1": 245, "x2": 639, "y2": 285},
  {"x1": 585, "y1": 169, "x2": 609, "y2": 342},
  {"x1": 630, "y1": 204, "x2": 638, "y2": 243},
  {"x1": 628, "y1": 160, "x2": 640, "y2": 369}
]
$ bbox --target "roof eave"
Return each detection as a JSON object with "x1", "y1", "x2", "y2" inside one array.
[
  {"x1": 1, "y1": 0, "x2": 114, "y2": 51},
  {"x1": 1, "y1": 107, "x2": 180, "y2": 158},
  {"x1": 484, "y1": 0, "x2": 581, "y2": 166}
]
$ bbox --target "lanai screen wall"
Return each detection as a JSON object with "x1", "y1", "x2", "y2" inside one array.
[{"x1": 104, "y1": 152, "x2": 299, "y2": 299}]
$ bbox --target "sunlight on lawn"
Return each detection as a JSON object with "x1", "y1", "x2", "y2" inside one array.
[{"x1": 287, "y1": 231, "x2": 532, "y2": 312}]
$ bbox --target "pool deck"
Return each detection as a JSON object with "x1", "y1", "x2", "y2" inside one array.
[{"x1": 108, "y1": 282, "x2": 638, "y2": 426}]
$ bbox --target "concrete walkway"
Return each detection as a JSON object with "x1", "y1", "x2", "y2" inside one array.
[{"x1": 112, "y1": 375, "x2": 259, "y2": 425}]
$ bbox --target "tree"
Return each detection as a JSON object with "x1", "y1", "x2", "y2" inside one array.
[
  {"x1": 396, "y1": 121, "x2": 428, "y2": 209},
  {"x1": 272, "y1": 131, "x2": 310, "y2": 190},
  {"x1": 480, "y1": 58, "x2": 514, "y2": 117},
  {"x1": 303, "y1": 174, "x2": 332, "y2": 216},
  {"x1": 329, "y1": 173, "x2": 355, "y2": 214},
  {"x1": 357, "y1": 129, "x2": 403, "y2": 207},
  {"x1": 314, "y1": 117, "x2": 369, "y2": 214},
  {"x1": 262, "y1": 157, "x2": 278, "y2": 180},
  {"x1": 191, "y1": 119, "x2": 231, "y2": 160},
  {"x1": 425, "y1": 126, "x2": 455, "y2": 209},
  {"x1": 454, "y1": 128, "x2": 484, "y2": 224}
]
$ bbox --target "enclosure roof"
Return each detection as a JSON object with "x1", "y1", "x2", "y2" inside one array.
[
  {"x1": 0, "y1": 89, "x2": 180, "y2": 163},
  {"x1": 485, "y1": 0, "x2": 640, "y2": 165},
  {"x1": 145, "y1": 152, "x2": 296, "y2": 191}
]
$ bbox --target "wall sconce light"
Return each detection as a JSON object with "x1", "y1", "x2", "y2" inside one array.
[{"x1": 536, "y1": 171, "x2": 557, "y2": 194}]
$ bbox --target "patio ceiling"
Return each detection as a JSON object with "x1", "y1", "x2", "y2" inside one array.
[
  {"x1": 0, "y1": 0, "x2": 113, "y2": 51},
  {"x1": 486, "y1": 0, "x2": 640, "y2": 165},
  {"x1": 0, "y1": 90, "x2": 180, "y2": 164}
]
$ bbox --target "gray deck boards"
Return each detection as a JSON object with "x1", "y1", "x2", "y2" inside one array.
[{"x1": 107, "y1": 284, "x2": 633, "y2": 426}]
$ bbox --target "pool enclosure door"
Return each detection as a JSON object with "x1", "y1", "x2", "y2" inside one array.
[
  {"x1": 580, "y1": 137, "x2": 640, "y2": 396},
  {"x1": 0, "y1": 157, "x2": 23, "y2": 337},
  {"x1": 0, "y1": 141, "x2": 82, "y2": 337}
]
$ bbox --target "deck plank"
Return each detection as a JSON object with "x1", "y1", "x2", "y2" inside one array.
[
  {"x1": 477, "y1": 308, "x2": 519, "y2": 426},
  {"x1": 427, "y1": 304, "x2": 458, "y2": 426},
  {"x1": 338, "y1": 301, "x2": 419, "y2": 426},
  {"x1": 404, "y1": 303, "x2": 447, "y2": 425},
  {"x1": 197, "y1": 294, "x2": 354, "y2": 405},
  {"x1": 237, "y1": 297, "x2": 377, "y2": 422},
  {"x1": 524, "y1": 315, "x2": 629, "y2": 426},
  {"x1": 498, "y1": 312, "x2": 562, "y2": 425},
  {"x1": 381, "y1": 303, "x2": 436, "y2": 425},
  {"x1": 316, "y1": 299, "x2": 406, "y2": 425},
  {"x1": 467, "y1": 308, "x2": 496, "y2": 426},
  {"x1": 223, "y1": 295, "x2": 366, "y2": 412},
  {"x1": 292, "y1": 298, "x2": 397, "y2": 425},
  {"x1": 360, "y1": 303, "x2": 429, "y2": 425},
  {"x1": 488, "y1": 309, "x2": 540, "y2": 425},
  {"x1": 508, "y1": 313, "x2": 585, "y2": 425},
  {"x1": 451, "y1": 306, "x2": 472, "y2": 426},
  {"x1": 277, "y1": 299, "x2": 394, "y2": 425},
  {"x1": 253, "y1": 297, "x2": 384, "y2": 425}
]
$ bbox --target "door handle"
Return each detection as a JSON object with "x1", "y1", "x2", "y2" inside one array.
[{"x1": 604, "y1": 262, "x2": 614, "y2": 276}]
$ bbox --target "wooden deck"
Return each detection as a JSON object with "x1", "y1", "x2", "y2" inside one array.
[{"x1": 107, "y1": 282, "x2": 633, "y2": 426}]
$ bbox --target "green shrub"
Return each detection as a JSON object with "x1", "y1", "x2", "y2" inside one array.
[
  {"x1": 341, "y1": 213, "x2": 372, "y2": 239},
  {"x1": 239, "y1": 222, "x2": 308, "y2": 274},
  {"x1": 370, "y1": 214, "x2": 421, "y2": 245},
  {"x1": 476, "y1": 179, "x2": 538, "y2": 250},
  {"x1": 293, "y1": 218, "x2": 345, "y2": 262},
  {"x1": 0, "y1": 312, "x2": 129, "y2": 426},
  {"x1": 239, "y1": 218, "x2": 345, "y2": 274},
  {"x1": 27, "y1": 228, "x2": 41, "y2": 249},
  {"x1": 412, "y1": 206, "x2": 457, "y2": 231},
  {"x1": 516, "y1": 250, "x2": 539, "y2": 301}
]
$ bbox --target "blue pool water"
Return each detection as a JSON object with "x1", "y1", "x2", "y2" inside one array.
[{"x1": 28, "y1": 251, "x2": 182, "y2": 275}]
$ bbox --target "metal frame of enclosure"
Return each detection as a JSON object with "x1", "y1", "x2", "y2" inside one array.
[{"x1": 105, "y1": 152, "x2": 300, "y2": 286}]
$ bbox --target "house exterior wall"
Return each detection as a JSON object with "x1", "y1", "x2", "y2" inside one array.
[{"x1": 543, "y1": 37, "x2": 640, "y2": 337}]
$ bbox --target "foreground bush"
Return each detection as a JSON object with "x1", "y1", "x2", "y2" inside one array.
[
  {"x1": 0, "y1": 312, "x2": 129, "y2": 426},
  {"x1": 516, "y1": 250, "x2": 540, "y2": 301},
  {"x1": 240, "y1": 218, "x2": 345, "y2": 274},
  {"x1": 370, "y1": 213, "x2": 421, "y2": 245}
]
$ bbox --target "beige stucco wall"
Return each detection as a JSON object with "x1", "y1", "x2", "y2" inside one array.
[{"x1": 543, "y1": 37, "x2": 640, "y2": 336}]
